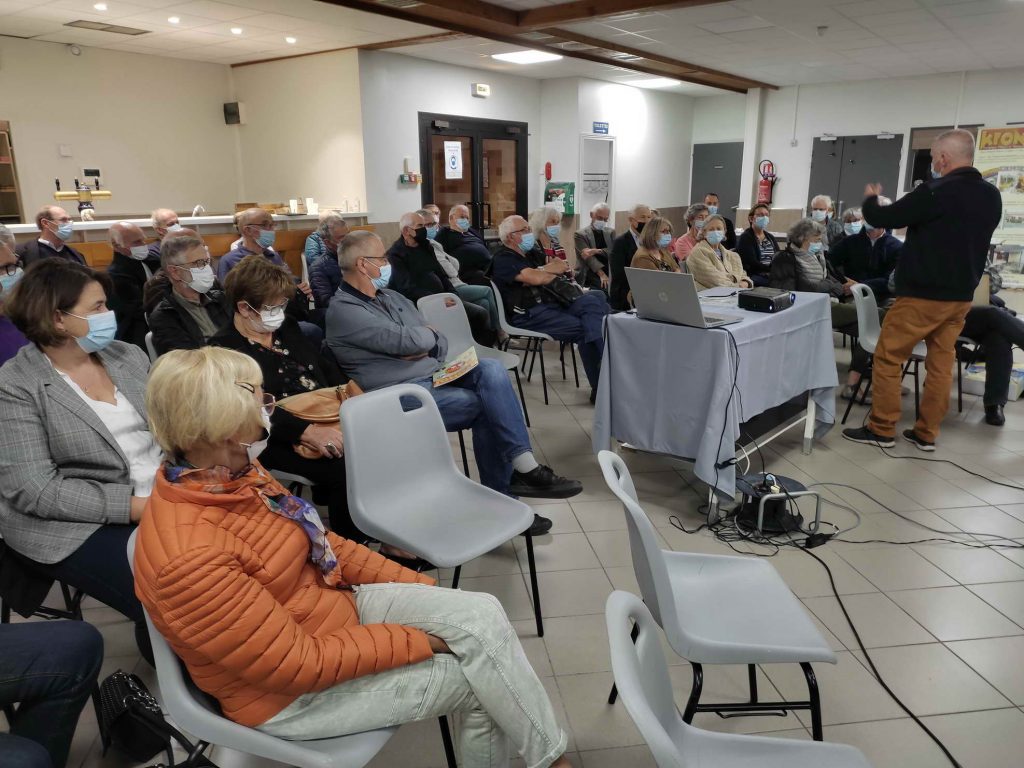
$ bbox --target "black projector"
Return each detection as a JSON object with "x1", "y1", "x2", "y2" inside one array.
[{"x1": 738, "y1": 287, "x2": 793, "y2": 313}]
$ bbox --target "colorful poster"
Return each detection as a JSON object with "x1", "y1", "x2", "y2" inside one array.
[
  {"x1": 977, "y1": 127, "x2": 1024, "y2": 244},
  {"x1": 544, "y1": 181, "x2": 575, "y2": 215}
]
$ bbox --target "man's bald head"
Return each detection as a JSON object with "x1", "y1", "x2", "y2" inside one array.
[
  {"x1": 151, "y1": 208, "x2": 182, "y2": 238},
  {"x1": 931, "y1": 129, "x2": 976, "y2": 176},
  {"x1": 109, "y1": 221, "x2": 147, "y2": 253},
  {"x1": 238, "y1": 207, "x2": 273, "y2": 230}
]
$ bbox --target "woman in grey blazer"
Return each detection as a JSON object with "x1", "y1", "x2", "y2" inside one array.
[{"x1": 0, "y1": 259, "x2": 161, "y2": 661}]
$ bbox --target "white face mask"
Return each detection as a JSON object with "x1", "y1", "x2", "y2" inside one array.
[
  {"x1": 246, "y1": 303, "x2": 285, "y2": 333},
  {"x1": 186, "y1": 264, "x2": 215, "y2": 294},
  {"x1": 593, "y1": 219, "x2": 606, "y2": 231},
  {"x1": 128, "y1": 244, "x2": 150, "y2": 261},
  {"x1": 241, "y1": 409, "x2": 272, "y2": 465},
  {"x1": 166, "y1": 222, "x2": 183, "y2": 233}
]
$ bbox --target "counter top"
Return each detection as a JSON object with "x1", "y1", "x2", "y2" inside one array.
[{"x1": 6, "y1": 212, "x2": 371, "y2": 235}]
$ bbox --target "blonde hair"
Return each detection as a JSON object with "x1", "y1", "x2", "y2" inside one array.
[
  {"x1": 146, "y1": 347, "x2": 264, "y2": 456},
  {"x1": 639, "y1": 216, "x2": 672, "y2": 252}
]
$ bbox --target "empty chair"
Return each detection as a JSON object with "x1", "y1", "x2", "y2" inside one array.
[
  {"x1": 605, "y1": 590, "x2": 872, "y2": 768},
  {"x1": 489, "y1": 280, "x2": 557, "y2": 405},
  {"x1": 597, "y1": 450, "x2": 835, "y2": 739},
  {"x1": 341, "y1": 383, "x2": 545, "y2": 636}
]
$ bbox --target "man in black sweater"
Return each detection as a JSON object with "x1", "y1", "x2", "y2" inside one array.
[
  {"x1": 608, "y1": 203, "x2": 652, "y2": 311},
  {"x1": 844, "y1": 129, "x2": 1002, "y2": 451}
]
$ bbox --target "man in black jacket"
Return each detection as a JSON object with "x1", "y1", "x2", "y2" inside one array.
[
  {"x1": 844, "y1": 129, "x2": 1002, "y2": 451},
  {"x1": 608, "y1": 203, "x2": 652, "y2": 311},
  {"x1": 107, "y1": 221, "x2": 161, "y2": 351},
  {"x1": 16, "y1": 206, "x2": 85, "y2": 266},
  {"x1": 829, "y1": 213, "x2": 902, "y2": 300},
  {"x1": 436, "y1": 204, "x2": 492, "y2": 284}
]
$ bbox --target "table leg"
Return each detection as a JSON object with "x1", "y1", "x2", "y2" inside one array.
[{"x1": 802, "y1": 397, "x2": 817, "y2": 455}]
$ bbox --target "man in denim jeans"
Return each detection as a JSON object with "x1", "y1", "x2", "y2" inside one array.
[{"x1": 326, "y1": 231, "x2": 583, "y2": 536}]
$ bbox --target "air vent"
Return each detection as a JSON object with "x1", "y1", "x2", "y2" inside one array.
[
  {"x1": 554, "y1": 41, "x2": 597, "y2": 51},
  {"x1": 518, "y1": 31, "x2": 556, "y2": 41},
  {"x1": 65, "y1": 20, "x2": 149, "y2": 35},
  {"x1": 376, "y1": 0, "x2": 422, "y2": 8},
  {"x1": 607, "y1": 51, "x2": 643, "y2": 62}
]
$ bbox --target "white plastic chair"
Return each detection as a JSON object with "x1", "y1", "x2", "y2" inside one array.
[
  {"x1": 340, "y1": 383, "x2": 544, "y2": 636},
  {"x1": 842, "y1": 283, "x2": 926, "y2": 424},
  {"x1": 126, "y1": 531, "x2": 459, "y2": 768},
  {"x1": 417, "y1": 292, "x2": 532, "y2": 426},
  {"x1": 145, "y1": 331, "x2": 158, "y2": 364},
  {"x1": 597, "y1": 451, "x2": 836, "y2": 739},
  {"x1": 606, "y1": 591, "x2": 872, "y2": 768},
  {"x1": 488, "y1": 280, "x2": 557, "y2": 404}
]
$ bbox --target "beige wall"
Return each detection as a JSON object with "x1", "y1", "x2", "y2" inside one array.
[{"x1": 0, "y1": 37, "x2": 239, "y2": 218}]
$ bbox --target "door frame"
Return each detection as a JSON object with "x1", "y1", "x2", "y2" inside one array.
[
  {"x1": 578, "y1": 134, "x2": 615, "y2": 223},
  {"x1": 418, "y1": 112, "x2": 529, "y2": 229}
]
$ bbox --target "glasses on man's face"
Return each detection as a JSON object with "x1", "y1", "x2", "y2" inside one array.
[
  {"x1": 179, "y1": 257, "x2": 212, "y2": 270},
  {"x1": 3, "y1": 263, "x2": 20, "y2": 276},
  {"x1": 512, "y1": 228, "x2": 531, "y2": 236}
]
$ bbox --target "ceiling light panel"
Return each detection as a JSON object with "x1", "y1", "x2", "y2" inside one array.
[{"x1": 491, "y1": 49, "x2": 563, "y2": 64}]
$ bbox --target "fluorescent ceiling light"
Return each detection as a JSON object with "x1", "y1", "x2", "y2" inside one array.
[
  {"x1": 285, "y1": 36, "x2": 297, "y2": 44},
  {"x1": 231, "y1": 27, "x2": 242, "y2": 34},
  {"x1": 630, "y1": 78, "x2": 680, "y2": 88},
  {"x1": 167, "y1": 16, "x2": 180, "y2": 24},
  {"x1": 491, "y1": 50, "x2": 562, "y2": 64},
  {"x1": 93, "y1": 3, "x2": 107, "y2": 10}
]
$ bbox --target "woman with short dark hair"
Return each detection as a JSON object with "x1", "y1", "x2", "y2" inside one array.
[{"x1": 735, "y1": 203, "x2": 779, "y2": 286}]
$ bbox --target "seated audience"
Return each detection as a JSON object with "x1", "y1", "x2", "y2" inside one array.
[
  {"x1": 436, "y1": 204, "x2": 493, "y2": 284},
  {"x1": 574, "y1": 202, "x2": 614, "y2": 292},
  {"x1": 810, "y1": 194, "x2": 844, "y2": 251},
  {"x1": 303, "y1": 211, "x2": 339, "y2": 269},
  {"x1": 0, "y1": 620, "x2": 103, "y2": 768},
  {"x1": 148, "y1": 233, "x2": 229, "y2": 355},
  {"x1": 687, "y1": 215, "x2": 752, "y2": 290},
  {"x1": 217, "y1": 207, "x2": 289, "y2": 282},
  {"x1": 609, "y1": 203, "x2": 652, "y2": 311},
  {"x1": 0, "y1": 259, "x2": 159, "y2": 661},
  {"x1": 960, "y1": 304, "x2": 1024, "y2": 426},
  {"x1": 147, "y1": 208, "x2": 183, "y2": 260},
  {"x1": 210, "y1": 255, "x2": 355, "y2": 540},
  {"x1": 135, "y1": 346, "x2": 572, "y2": 768},
  {"x1": 492, "y1": 216, "x2": 610, "y2": 398},
  {"x1": 672, "y1": 203, "x2": 709, "y2": 266},
  {"x1": 0, "y1": 224, "x2": 29, "y2": 366},
  {"x1": 627, "y1": 216, "x2": 680, "y2": 306},
  {"x1": 531, "y1": 206, "x2": 567, "y2": 262},
  {"x1": 309, "y1": 214, "x2": 350, "y2": 310},
  {"x1": 326, "y1": 230, "x2": 582, "y2": 528},
  {"x1": 16, "y1": 206, "x2": 84, "y2": 266},
  {"x1": 703, "y1": 192, "x2": 736, "y2": 249},
  {"x1": 107, "y1": 221, "x2": 161, "y2": 351},
  {"x1": 829, "y1": 202, "x2": 901, "y2": 300},
  {"x1": 735, "y1": 203, "x2": 779, "y2": 286}
]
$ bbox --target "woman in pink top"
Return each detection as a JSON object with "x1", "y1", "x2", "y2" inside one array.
[{"x1": 673, "y1": 203, "x2": 709, "y2": 264}]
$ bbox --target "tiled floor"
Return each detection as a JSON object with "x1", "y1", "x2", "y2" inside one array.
[{"x1": 17, "y1": 340, "x2": 1024, "y2": 767}]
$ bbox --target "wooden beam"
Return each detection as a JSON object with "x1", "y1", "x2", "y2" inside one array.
[
  {"x1": 404, "y1": 0, "x2": 519, "y2": 27},
  {"x1": 518, "y1": 0, "x2": 732, "y2": 29},
  {"x1": 361, "y1": 31, "x2": 466, "y2": 50}
]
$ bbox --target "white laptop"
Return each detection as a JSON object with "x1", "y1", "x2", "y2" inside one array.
[{"x1": 626, "y1": 268, "x2": 741, "y2": 329}]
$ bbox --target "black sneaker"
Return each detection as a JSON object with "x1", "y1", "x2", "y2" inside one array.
[
  {"x1": 985, "y1": 404, "x2": 1006, "y2": 427},
  {"x1": 903, "y1": 429, "x2": 935, "y2": 452},
  {"x1": 509, "y1": 465, "x2": 583, "y2": 499},
  {"x1": 842, "y1": 426, "x2": 895, "y2": 448},
  {"x1": 523, "y1": 514, "x2": 553, "y2": 537}
]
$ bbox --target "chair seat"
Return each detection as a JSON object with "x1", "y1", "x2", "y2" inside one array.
[
  {"x1": 682, "y1": 727, "x2": 872, "y2": 768},
  {"x1": 476, "y1": 345, "x2": 521, "y2": 371},
  {"x1": 662, "y1": 550, "x2": 836, "y2": 665},
  {"x1": 270, "y1": 470, "x2": 316, "y2": 488},
  {"x1": 508, "y1": 326, "x2": 554, "y2": 341}
]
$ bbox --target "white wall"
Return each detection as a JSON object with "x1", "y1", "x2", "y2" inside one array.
[
  {"x1": 232, "y1": 50, "x2": 366, "y2": 212},
  {"x1": 0, "y1": 37, "x2": 238, "y2": 218},
  {"x1": 691, "y1": 93, "x2": 746, "y2": 144},
  {"x1": 539, "y1": 78, "x2": 581, "y2": 194},
  {"x1": 358, "y1": 50, "x2": 543, "y2": 223}
]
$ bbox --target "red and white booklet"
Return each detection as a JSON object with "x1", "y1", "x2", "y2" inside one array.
[{"x1": 433, "y1": 346, "x2": 479, "y2": 388}]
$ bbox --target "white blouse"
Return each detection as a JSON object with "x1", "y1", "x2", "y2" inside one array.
[{"x1": 55, "y1": 372, "x2": 163, "y2": 497}]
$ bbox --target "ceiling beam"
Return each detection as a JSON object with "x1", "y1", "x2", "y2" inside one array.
[
  {"x1": 361, "y1": 31, "x2": 466, "y2": 50},
  {"x1": 402, "y1": 0, "x2": 519, "y2": 27},
  {"x1": 518, "y1": 0, "x2": 732, "y2": 30}
]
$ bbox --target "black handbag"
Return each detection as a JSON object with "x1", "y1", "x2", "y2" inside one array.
[{"x1": 541, "y1": 275, "x2": 585, "y2": 307}]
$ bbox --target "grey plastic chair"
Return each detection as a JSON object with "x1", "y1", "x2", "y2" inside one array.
[
  {"x1": 488, "y1": 280, "x2": 558, "y2": 404},
  {"x1": 145, "y1": 331, "x2": 158, "y2": 364},
  {"x1": 341, "y1": 383, "x2": 545, "y2": 636},
  {"x1": 126, "y1": 530, "x2": 459, "y2": 768},
  {"x1": 606, "y1": 591, "x2": 872, "y2": 768},
  {"x1": 417, "y1": 292, "x2": 532, "y2": 426},
  {"x1": 597, "y1": 451, "x2": 836, "y2": 740}
]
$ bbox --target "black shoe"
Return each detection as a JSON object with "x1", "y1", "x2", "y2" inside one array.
[
  {"x1": 509, "y1": 465, "x2": 583, "y2": 499},
  {"x1": 985, "y1": 404, "x2": 1006, "y2": 427},
  {"x1": 842, "y1": 426, "x2": 895, "y2": 448},
  {"x1": 522, "y1": 514, "x2": 553, "y2": 537},
  {"x1": 902, "y1": 428, "x2": 936, "y2": 452}
]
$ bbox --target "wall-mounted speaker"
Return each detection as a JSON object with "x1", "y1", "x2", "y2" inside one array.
[{"x1": 223, "y1": 102, "x2": 246, "y2": 125}]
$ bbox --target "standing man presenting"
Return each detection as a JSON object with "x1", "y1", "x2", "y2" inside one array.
[{"x1": 843, "y1": 129, "x2": 1001, "y2": 451}]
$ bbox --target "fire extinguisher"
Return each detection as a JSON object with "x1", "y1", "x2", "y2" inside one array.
[{"x1": 757, "y1": 160, "x2": 777, "y2": 205}]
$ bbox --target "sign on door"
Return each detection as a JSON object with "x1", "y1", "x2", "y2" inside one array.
[{"x1": 444, "y1": 141, "x2": 463, "y2": 180}]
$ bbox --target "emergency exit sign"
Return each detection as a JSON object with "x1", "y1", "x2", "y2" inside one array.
[{"x1": 593, "y1": 122, "x2": 609, "y2": 134}]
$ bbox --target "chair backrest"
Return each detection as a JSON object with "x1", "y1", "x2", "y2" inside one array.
[
  {"x1": 597, "y1": 451, "x2": 674, "y2": 629},
  {"x1": 341, "y1": 384, "x2": 462, "y2": 533},
  {"x1": 488, "y1": 280, "x2": 516, "y2": 335},
  {"x1": 144, "y1": 331, "x2": 158, "y2": 363},
  {"x1": 417, "y1": 293, "x2": 474, "y2": 360},
  {"x1": 850, "y1": 283, "x2": 880, "y2": 354},
  {"x1": 605, "y1": 591, "x2": 688, "y2": 768}
]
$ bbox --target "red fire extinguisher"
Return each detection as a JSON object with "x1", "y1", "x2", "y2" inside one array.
[{"x1": 757, "y1": 160, "x2": 777, "y2": 205}]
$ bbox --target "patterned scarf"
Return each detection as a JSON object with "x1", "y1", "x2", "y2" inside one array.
[{"x1": 165, "y1": 462, "x2": 340, "y2": 585}]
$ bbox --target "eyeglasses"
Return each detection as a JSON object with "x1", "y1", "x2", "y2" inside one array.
[
  {"x1": 512, "y1": 227, "x2": 531, "y2": 235},
  {"x1": 363, "y1": 255, "x2": 389, "y2": 264},
  {"x1": 236, "y1": 382, "x2": 276, "y2": 415},
  {"x1": 3, "y1": 264, "x2": 20, "y2": 276},
  {"x1": 178, "y1": 257, "x2": 212, "y2": 270}
]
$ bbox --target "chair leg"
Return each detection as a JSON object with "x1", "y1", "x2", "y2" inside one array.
[
  {"x1": 571, "y1": 344, "x2": 580, "y2": 388},
  {"x1": 457, "y1": 431, "x2": 470, "y2": 477},
  {"x1": 801, "y1": 662, "x2": 823, "y2": 741},
  {"x1": 538, "y1": 345, "x2": 549, "y2": 406},
  {"x1": 840, "y1": 377, "x2": 863, "y2": 425},
  {"x1": 913, "y1": 360, "x2": 921, "y2": 422},
  {"x1": 451, "y1": 565, "x2": 462, "y2": 590},
  {"x1": 526, "y1": 338, "x2": 539, "y2": 382},
  {"x1": 607, "y1": 621, "x2": 640, "y2": 705},
  {"x1": 438, "y1": 716, "x2": 458, "y2": 768},
  {"x1": 682, "y1": 662, "x2": 704, "y2": 724},
  {"x1": 523, "y1": 532, "x2": 544, "y2": 637},
  {"x1": 748, "y1": 664, "x2": 759, "y2": 705},
  {"x1": 513, "y1": 368, "x2": 530, "y2": 428},
  {"x1": 560, "y1": 342, "x2": 567, "y2": 380},
  {"x1": 957, "y1": 348, "x2": 964, "y2": 413}
]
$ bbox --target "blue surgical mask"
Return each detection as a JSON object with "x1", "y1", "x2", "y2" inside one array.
[
  {"x1": 426, "y1": 225, "x2": 439, "y2": 240},
  {"x1": 844, "y1": 221, "x2": 863, "y2": 236},
  {"x1": 707, "y1": 205, "x2": 719, "y2": 215},
  {"x1": 754, "y1": 215, "x2": 770, "y2": 229},
  {"x1": 657, "y1": 233, "x2": 673, "y2": 248},
  {"x1": 545, "y1": 224, "x2": 560, "y2": 238},
  {"x1": 593, "y1": 219, "x2": 606, "y2": 231},
  {"x1": 55, "y1": 221, "x2": 74, "y2": 241},
  {"x1": 930, "y1": 167, "x2": 942, "y2": 179},
  {"x1": 811, "y1": 210, "x2": 827, "y2": 222},
  {"x1": 519, "y1": 232, "x2": 536, "y2": 252},
  {"x1": 256, "y1": 228, "x2": 276, "y2": 249},
  {"x1": 455, "y1": 217, "x2": 471, "y2": 232},
  {"x1": 705, "y1": 230, "x2": 725, "y2": 246},
  {"x1": 0, "y1": 267, "x2": 23, "y2": 293},
  {"x1": 371, "y1": 262, "x2": 392, "y2": 290},
  {"x1": 694, "y1": 218, "x2": 706, "y2": 230},
  {"x1": 65, "y1": 309, "x2": 117, "y2": 353},
  {"x1": 807, "y1": 241, "x2": 824, "y2": 255}
]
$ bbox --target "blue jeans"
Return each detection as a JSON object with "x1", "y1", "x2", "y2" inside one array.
[
  {"x1": 408, "y1": 358, "x2": 532, "y2": 494},
  {"x1": 456, "y1": 284, "x2": 500, "y2": 331},
  {"x1": 0, "y1": 621, "x2": 103, "y2": 768},
  {"x1": 511, "y1": 291, "x2": 609, "y2": 390}
]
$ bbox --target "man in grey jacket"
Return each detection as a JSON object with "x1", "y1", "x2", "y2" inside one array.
[
  {"x1": 325, "y1": 231, "x2": 582, "y2": 533},
  {"x1": 573, "y1": 202, "x2": 614, "y2": 291}
]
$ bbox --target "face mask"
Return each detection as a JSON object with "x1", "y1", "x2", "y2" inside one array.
[
  {"x1": 694, "y1": 218, "x2": 706, "y2": 230},
  {"x1": 455, "y1": 217, "x2": 470, "y2": 232},
  {"x1": 426, "y1": 225, "x2": 439, "y2": 240},
  {"x1": 844, "y1": 221, "x2": 863, "y2": 236},
  {"x1": 246, "y1": 303, "x2": 285, "y2": 333},
  {"x1": 593, "y1": 219, "x2": 606, "y2": 231},
  {"x1": 807, "y1": 241, "x2": 824, "y2": 255},
  {"x1": 811, "y1": 210, "x2": 827, "y2": 222},
  {"x1": 930, "y1": 166, "x2": 942, "y2": 179},
  {"x1": 186, "y1": 264, "x2": 215, "y2": 294},
  {"x1": 0, "y1": 267, "x2": 23, "y2": 293},
  {"x1": 256, "y1": 228, "x2": 276, "y2": 249},
  {"x1": 66, "y1": 309, "x2": 117, "y2": 353},
  {"x1": 241, "y1": 413, "x2": 271, "y2": 465},
  {"x1": 519, "y1": 232, "x2": 536, "y2": 252},
  {"x1": 705, "y1": 231, "x2": 725, "y2": 246},
  {"x1": 707, "y1": 205, "x2": 719, "y2": 215},
  {"x1": 657, "y1": 233, "x2": 673, "y2": 248},
  {"x1": 754, "y1": 215, "x2": 770, "y2": 229},
  {"x1": 545, "y1": 224, "x2": 560, "y2": 238},
  {"x1": 635, "y1": 221, "x2": 645, "y2": 233},
  {"x1": 371, "y1": 262, "x2": 391, "y2": 290},
  {"x1": 412, "y1": 227, "x2": 428, "y2": 246},
  {"x1": 128, "y1": 245, "x2": 149, "y2": 261},
  {"x1": 166, "y1": 222, "x2": 183, "y2": 233},
  {"x1": 53, "y1": 221, "x2": 74, "y2": 241}
]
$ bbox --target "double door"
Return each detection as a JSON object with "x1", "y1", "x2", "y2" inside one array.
[
  {"x1": 807, "y1": 134, "x2": 904, "y2": 216},
  {"x1": 419, "y1": 113, "x2": 528, "y2": 236}
]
